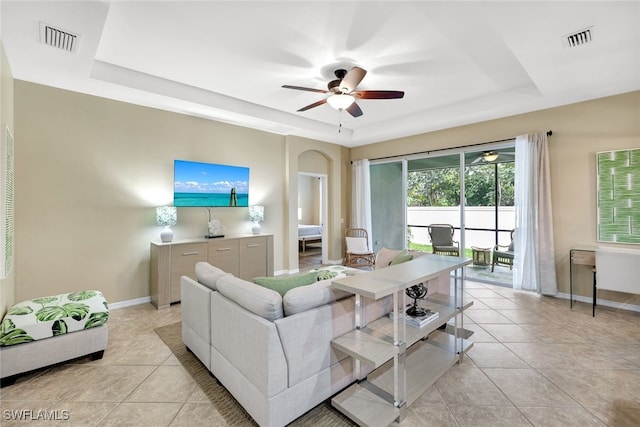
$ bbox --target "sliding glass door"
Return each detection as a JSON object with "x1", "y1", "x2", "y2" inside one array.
[
  {"x1": 370, "y1": 144, "x2": 515, "y2": 286},
  {"x1": 463, "y1": 150, "x2": 516, "y2": 250},
  {"x1": 370, "y1": 161, "x2": 405, "y2": 253},
  {"x1": 406, "y1": 154, "x2": 462, "y2": 253}
]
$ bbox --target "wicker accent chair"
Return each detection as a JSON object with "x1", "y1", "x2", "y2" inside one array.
[
  {"x1": 344, "y1": 228, "x2": 376, "y2": 269},
  {"x1": 492, "y1": 229, "x2": 515, "y2": 272},
  {"x1": 427, "y1": 224, "x2": 460, "y2": 256}
]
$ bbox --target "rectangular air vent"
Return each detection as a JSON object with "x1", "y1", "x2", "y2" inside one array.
[
  {"x1": 40, "y1": 22, "x2": 79, "y2": 53},
  {"x1": 563, "y1": 27, "x2": 593, "y2": 48}
]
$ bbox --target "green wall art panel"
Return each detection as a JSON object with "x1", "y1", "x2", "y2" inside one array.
[{"x1": 597, "y1": 148, "x2": 640, "y2": 244}]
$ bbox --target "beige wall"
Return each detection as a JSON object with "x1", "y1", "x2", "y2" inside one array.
[
  {"x1": 0, "y1": 41, "x2": 15, "y2": 317},
  {"x1": 12, "y1": 76, "x2": 639, "y2": 307},
  {"x1": 352, "y1": 91, "x2": 640, "y2": 305},
  {"x1": 14, "y1": 81, "x2": 346, "y2": 304}
]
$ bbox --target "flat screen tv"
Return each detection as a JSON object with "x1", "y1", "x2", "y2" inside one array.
[{"x1": 173, "y1": 159, "x2": 249, "y2": 207}]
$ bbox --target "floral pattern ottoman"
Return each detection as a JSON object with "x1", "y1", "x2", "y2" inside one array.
[{"x1": 0, "y1": 290, "x2": 109, "y2": 386}]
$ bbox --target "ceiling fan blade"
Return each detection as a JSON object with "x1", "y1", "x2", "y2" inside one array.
[
  {"x1": 353, "y1": 90, "x2": 405, "y2": 99},
  {"x1": 346, "y1": 102, "x2": 363, "y2": 117},
  {"x1": 297, "y1": 98, "x2": 327, "y2": 112},
  {"x1": 339, "y1": 66, "x2": 367, "y2": 93},
  {"x1": 282, "y1": 85, "x2": 329, "y2": 94}
]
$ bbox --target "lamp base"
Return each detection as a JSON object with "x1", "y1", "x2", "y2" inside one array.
[
  {"x1": 160, "y1": 226, "x2": 174, "y2": 243},
  {"x1": 252, "y1": 222, "x2": 261, "y2": 235}
]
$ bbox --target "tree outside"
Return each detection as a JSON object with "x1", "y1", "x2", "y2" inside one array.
[
  {"x1": 407, "y1": 161, "x2": 515, "y2": 255},
  {"x1": 408, "y1": 163, "x2": 514, "y2": 208}
]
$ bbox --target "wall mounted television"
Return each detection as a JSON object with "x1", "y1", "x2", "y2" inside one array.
[{"x1": 173, "y1": 159, "x2": 249, "y2": 207}]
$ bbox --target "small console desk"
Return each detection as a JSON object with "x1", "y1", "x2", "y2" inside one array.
[{"x1": 569, "y1": 248, "x2": 596, "y2": 316}]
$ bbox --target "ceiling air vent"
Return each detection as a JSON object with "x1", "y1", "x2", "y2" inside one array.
[
  {"x1": 563, "y1": 27, "x2": 593, "y2": 48},
  {"x1": 39, "y1": 22, "x2": 79, "y2": 53}
]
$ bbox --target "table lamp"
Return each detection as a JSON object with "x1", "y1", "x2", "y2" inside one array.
[
  {"x1": 156, "y1": 206, "x2": 177, "y2": 242},
  {"x1": 249, "y1": 205, "x2": 264, "y2": 235}
]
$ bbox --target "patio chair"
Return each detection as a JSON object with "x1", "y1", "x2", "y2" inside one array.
[
  {"x1": 427, "y1": 224, "x2": 460, "y2": 256},
  {"x1": 492, "y1": 229, "x2": 515, "y2": 272},
  {"x1": 344, "y1": 228, "x2": 375, "y2": 268}
]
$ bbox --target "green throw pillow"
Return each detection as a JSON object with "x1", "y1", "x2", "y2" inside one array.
[
  {"x1": 253, "y1": 272, "x2": 320, "y2": 296},
  {"x1": 389, "y1": 251, "x2": 413, "y2": 265}
]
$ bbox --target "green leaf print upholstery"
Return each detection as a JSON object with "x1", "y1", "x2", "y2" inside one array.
[{"x1": 0, "y1": 290, "x2": 109, "y2": 346}]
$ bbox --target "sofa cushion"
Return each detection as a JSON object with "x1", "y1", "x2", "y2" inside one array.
[
  {"x1": 253, "y1": 272, "x2": 320, "y2": 296},
  {"x1": 195, "y1": 262, "x2": 231, "y2": 291},
  {"x1": 376, "y1": 247, "x2": 400, "y2": 267},
  {"x1": 0, "y1": 290, "x2": 109, "y2": 346},
  {"x1": 376, "y1": 248, "x2": 415, "y2": 269},
  {"x1": 216, "y1": 275, "x2": 284, "y2": 321},
  {"x1": 283, "y1": 279, "x2": 353, "y2": 316},
  {"x1": 390, "y1": 251, "x2": 413, "y2": 265}
]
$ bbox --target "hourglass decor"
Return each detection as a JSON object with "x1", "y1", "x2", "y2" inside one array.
[{"x1": 405, "y1": 283, "x2": 428, "y2": 317}]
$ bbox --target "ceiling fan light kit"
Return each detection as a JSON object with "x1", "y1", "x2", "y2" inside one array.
[
  {"x1": 282, "y1": 66, "x2": 404, "y2": 118},
  {"x1": 327, "y1": 94, "x2": 355, "y2": 110},
  {"x1": 483, "y1": 152, "x2": 499, "y2": 162}
]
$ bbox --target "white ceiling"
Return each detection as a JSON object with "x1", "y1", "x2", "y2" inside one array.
[{"x1": 2, "y1": 1, "x2": 639, "y2": 147}]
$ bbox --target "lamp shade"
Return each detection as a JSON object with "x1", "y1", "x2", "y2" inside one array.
[
  {"x1": 156, "y1": 206, "x2": 177, "y2": 226},
  {"x1": 249, "y1": 205, "x2": 264, "y2": 223},
  {"x1": 326, "y1": 94, "x2": 355, "y2": 110}
]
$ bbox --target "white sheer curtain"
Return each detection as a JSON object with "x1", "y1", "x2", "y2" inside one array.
[
  {"x1": 351, "y1": 159, "x2": 373, "y2": 249},
  {"x1": 514, "y1": 133, "x2": 558, "y2": 295}
]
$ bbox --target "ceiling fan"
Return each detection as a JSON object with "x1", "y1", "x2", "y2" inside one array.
[
  {"x1": 282, "y1": 66, "x2": 404, "y2": 117},
  {"x1": 470, "y1": 150, "x2": 516, "y2": 164}
]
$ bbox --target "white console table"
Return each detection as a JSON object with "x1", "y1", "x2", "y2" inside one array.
[{"x1": 330, "y1": 255, "x2": 472, "y2": 427}]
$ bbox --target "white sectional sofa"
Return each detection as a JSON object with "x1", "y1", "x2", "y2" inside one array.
[{"x1": 181, "y1": 262, "x2": 393, "y2": 427}]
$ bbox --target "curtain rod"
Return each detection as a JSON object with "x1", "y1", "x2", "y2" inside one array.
[{"x1": 361, "y1": 130, "x2": 553, "y2": 163}]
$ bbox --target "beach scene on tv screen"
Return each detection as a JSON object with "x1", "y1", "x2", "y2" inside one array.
[{"x1": 174, "y1": 160, "x2": 249, "y2": 207}]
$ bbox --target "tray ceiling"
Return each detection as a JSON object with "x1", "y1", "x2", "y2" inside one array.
[{"x1": 2, "y1": 1, "x2": 639, "y2": 147}]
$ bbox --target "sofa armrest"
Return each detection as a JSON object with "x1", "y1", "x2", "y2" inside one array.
[
  {"x1": 211, "y1": 292, "x2": 288, "y2": 398},
  {"x1": 181, "y1": 276, "x2": 213, "y2": 368}
]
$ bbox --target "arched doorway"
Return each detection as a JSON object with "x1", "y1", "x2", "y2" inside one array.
[{"x1": 297, "y1": 150, "x2": 330, "y2": 268}]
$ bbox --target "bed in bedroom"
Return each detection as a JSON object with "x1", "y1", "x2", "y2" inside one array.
[{"x1": 298, "y1": 224, "x2": 323, "y2": 254}]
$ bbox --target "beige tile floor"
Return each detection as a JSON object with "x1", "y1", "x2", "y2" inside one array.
[{"x1": 2, "y1": 281, "x2": 640, "y2": 426}]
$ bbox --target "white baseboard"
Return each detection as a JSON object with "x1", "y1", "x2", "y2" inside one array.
[
  {"x1": 274, "y1": 269, "x2": 292, "y2": 276},
  {"x1": 555, "y1": 292, "x2": 640, "y2": 314},
  {"x1": 109, "y1": 296, "x2": 151, "y2": 310}
]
